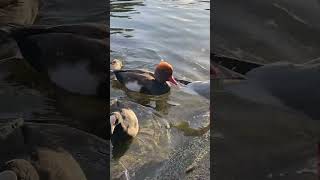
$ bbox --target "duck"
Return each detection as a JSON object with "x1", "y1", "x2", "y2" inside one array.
[
  {"x1": 0, "y1": 24, "x2": 110, "y2": 139},
  {"x1": 110, "y1": 106, "x2": 139, "y2": 159},
  {"x1": 111, "y1": 58, "x2": 211, "y2": 99},
  {"x1": 109, "y1": 99, "x2": 140, "y2": 159},
  {"x1": 110, "y1": 108, "x2": 139, "y2": 145},
  {"x1": 2, "y1": 23, "x2": 108, "y2": 98},
  {"x1": 110, "y1": 59, "x2": 123, "y2": 80},
  {"x1": 111, "y1": 59, "x2": 123, "y2": 71},
  {"x1": 113, "y1": 60, "x2": 179, "y2": 95}
]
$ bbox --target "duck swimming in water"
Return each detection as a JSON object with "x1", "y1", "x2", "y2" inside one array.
[
  {"x1": 109, "y1": 99, "x2": 140, "y2": 159},
  {"x1": 113, "y1": 60, "x2": 179, "y2": 95},
  {"x1": 111, "y1": 59, "x2": 123, "y2": 71},
  {"x1": 110, "y1": 108, "x2": 139, "y2": 144},
  {"x1": 111, "y1": 59, "x2": 211, "y2": 99},
  {"x1": 1, "y1": 23, "x2": 108, "y2": 98}
]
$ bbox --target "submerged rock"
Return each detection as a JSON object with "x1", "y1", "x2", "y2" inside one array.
[{"x1": 152, "y1": 131, "x2": 210, "y2": 180}]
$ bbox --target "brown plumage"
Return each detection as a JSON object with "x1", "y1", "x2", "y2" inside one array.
[{"x1": 110, "y1": 108, "x2": 139, "y2": 144}]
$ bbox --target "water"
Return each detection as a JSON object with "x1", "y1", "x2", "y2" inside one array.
[
  {"x1": 111, "y1": 0, "x2": 210, "y2": 81},
  {"x1": 214, "y1": 1, "x2": 320, "y2": 179},
  {"x1": 111, "y1": 0, "x2": 210, "y2": 179},
  {"x1": 36, "y1": 0, "x2": 107, "y2": 25}
]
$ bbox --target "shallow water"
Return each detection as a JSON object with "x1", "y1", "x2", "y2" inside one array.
[
  {"x1": 214, "y1": 1, "x2": 320, "y2": 179},
  {"x1": 111, "y1": 0, "x2": 210, "y2": 179}
]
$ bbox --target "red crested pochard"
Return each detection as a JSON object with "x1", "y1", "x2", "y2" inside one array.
[{"x1": 113, "y1": 60, "x2": 179, "y2": 95}]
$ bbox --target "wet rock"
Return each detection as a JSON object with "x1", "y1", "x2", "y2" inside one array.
[
  {"x1": 152, "y1": 131, "x2": 210, "y2": 180},
  {"x1": 0, "y1": 118, "x2": 108, "y2": 180}
]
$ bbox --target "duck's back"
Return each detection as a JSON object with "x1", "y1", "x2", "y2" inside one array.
[{"x1": 113, "y1": 69, "x2": 170, "y2": 95}]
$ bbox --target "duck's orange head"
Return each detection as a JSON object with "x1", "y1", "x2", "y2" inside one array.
[{"x1": 154, "y1": 60, "x2": 178, "y2": 86}]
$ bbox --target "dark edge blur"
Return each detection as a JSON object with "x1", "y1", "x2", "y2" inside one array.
[
  {"x1": 107, "y1": 0, "x2": 111, "y2": 179},
  {"x1": 210, "y1": 0, "x2": 214, "y2": 179}
]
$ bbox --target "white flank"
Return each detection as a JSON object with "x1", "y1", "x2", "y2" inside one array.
[{"x1": 125, "y1": 81, "x2": 142, "y2": 92}]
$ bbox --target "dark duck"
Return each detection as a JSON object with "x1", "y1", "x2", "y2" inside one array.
[
  {"x1": 112, "y1": 59, "x2": 211, "y2": 99},
  {"x1": 113, "y1": 60, "x2": 179, "y2": 95},
  {"x1": 0, "y1": 24, "x2": 109, "y2": 139},
  {"x1": 1, "y1": 23, "x2": 108, "y2": 98}
]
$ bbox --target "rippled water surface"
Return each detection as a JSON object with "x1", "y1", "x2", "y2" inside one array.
[
  {"x1": 111, "y1": 0, "x2": 210, "y2": 179},
  {"x1": 37, "y1": 0, "x2": 106, "y2": 24}
]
